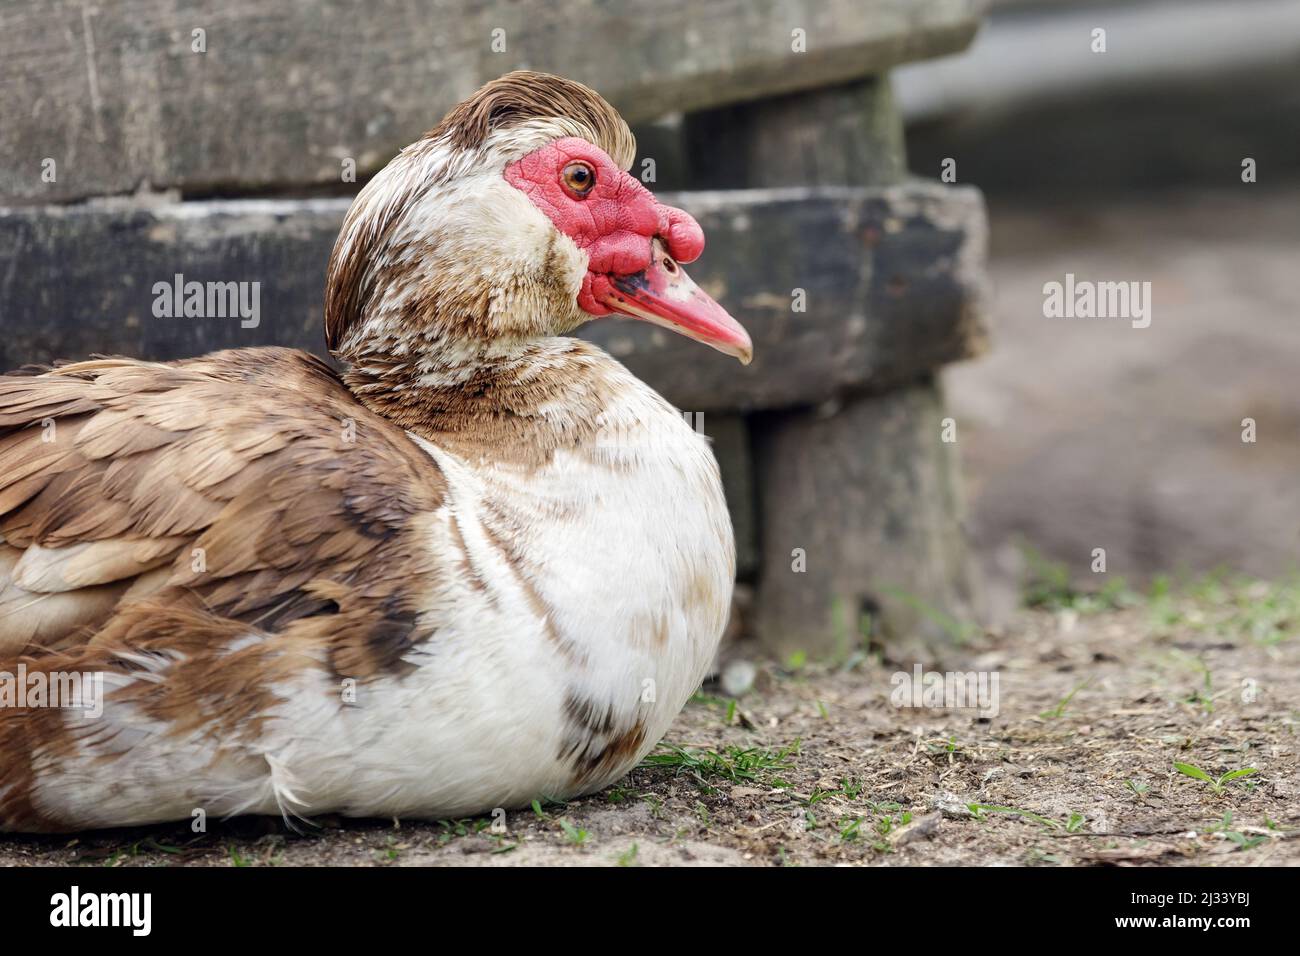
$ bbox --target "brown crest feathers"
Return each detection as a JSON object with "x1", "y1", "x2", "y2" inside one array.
[{"x1": 428, "y1": 71, "x2": 636, "y2": 170}]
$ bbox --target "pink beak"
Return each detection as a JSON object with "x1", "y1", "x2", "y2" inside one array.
[{"x1": 596, "y1": 239, "x2": 753, "y2": 365}]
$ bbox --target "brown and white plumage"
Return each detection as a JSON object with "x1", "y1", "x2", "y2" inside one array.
[{"x1": 0, "y1": 72, "x2": 747, "y2": 831}]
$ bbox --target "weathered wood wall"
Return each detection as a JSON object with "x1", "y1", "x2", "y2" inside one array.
[{"x1": 0, "y1": 0, "x2": 993, "y2": 656}]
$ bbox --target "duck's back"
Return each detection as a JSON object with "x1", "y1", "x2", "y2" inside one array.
[{"x1": 0, "y1": 347, "x2": 453, "y2": 830}]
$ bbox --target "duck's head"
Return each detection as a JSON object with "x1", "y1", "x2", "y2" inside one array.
[{"x1": 325, "y1": 71, "x2": 752, "y2": 371}]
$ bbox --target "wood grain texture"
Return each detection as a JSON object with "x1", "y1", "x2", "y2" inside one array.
[
  {"x1": 752, "y1": 378, "x2": 982, "y2": 659},
  {"x1": 702, "y1": 414, "x2": 756, "y2": 579},
  {"x1": 684, "y1": 77, "x2": 908, "y2": 190},
  {"x1": 0, "y1": 0, "x2": 986, "y2": 202},
  {"x1": 0, "y1": 184, "x2": 990, "y2": 410},
  {"x1": 699, "y1": 74, "x2": 985, "y2": 654}
]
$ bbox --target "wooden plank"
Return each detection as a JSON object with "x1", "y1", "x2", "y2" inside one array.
[
  {"x1": 0, "y1": 0, "x2": 986, "y2": 202},
  {"x1": 0, "y1": 184, "x2": 989, "y2": 410},
  {"x1": 0, "y1": 198, "x2": 341, "y2": 370}
]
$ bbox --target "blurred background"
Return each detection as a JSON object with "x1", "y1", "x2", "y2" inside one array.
[
  {"x1": 1, "y1": 0, "x2": 1297, "y2": 656},
  {"x1": 900, "y1": 0, "x2": 1300, "y2": 623}
]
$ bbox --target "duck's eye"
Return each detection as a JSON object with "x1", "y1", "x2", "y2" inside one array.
[{"x1": 561, "y1": 162, "x2": 595, "y2": 197}]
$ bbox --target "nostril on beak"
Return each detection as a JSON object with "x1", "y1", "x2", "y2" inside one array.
[{"x1": 662, "y1": 257, "x2": 678, "y2": 275}]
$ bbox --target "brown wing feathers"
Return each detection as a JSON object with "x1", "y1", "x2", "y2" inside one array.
[{"x1": 0, "y1": 348, "x2": 446, "y2": 676}]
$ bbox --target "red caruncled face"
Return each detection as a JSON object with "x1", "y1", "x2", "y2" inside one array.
[{"x1": 504, "y1": 137, "x2": 752, "y2": 364}]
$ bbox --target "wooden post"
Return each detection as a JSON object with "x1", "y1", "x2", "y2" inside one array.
[
  {"x1": 684, "y1": 78, "x2": 906, "y2": 189},
  {"x1": 684, "y1": 77, "x2": 984, "y2": 658}
]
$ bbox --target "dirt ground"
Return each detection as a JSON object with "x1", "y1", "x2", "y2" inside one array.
[{"x1": 1, "y1": 575, "x2": 1295, "y2": 867}]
